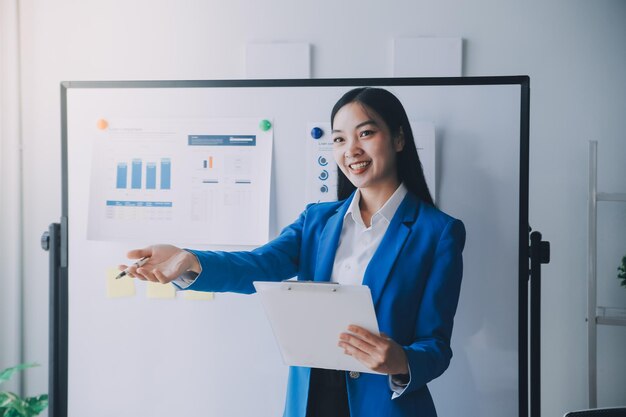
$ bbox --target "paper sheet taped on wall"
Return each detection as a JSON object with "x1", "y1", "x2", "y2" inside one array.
[
  {"x1": 86, "y1": 118, "x2": 273, "y2": 246},
  {"x1": 246, "y1": 42, "x2": 311, "y2": 79},
  {"x1": 146, "y1": 282, "x2": 177, "y2": 299},
  {"x1": 393, "y1": 37, "x2": 462, "y2": 77},
  {"x1": 106, "y1": 267, "x2": 136, "y2": 298}
]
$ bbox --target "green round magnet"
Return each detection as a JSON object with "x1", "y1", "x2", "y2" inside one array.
[{"x1": 259, "y1": 119, "x2": 272, "y2": 131}]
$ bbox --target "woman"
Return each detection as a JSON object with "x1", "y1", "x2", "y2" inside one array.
[{"x1": 120, "y1": 87, "x2": 466, "y2": 417}]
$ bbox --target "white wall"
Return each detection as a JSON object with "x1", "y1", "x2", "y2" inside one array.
[
  {"x1": 0, "y1": 0, "x2": 23, "y2": 395},
  {"x1": 11, "y1": 0, "x2": 626, "y2": 416}
]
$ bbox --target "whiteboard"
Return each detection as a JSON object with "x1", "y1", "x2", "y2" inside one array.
[{"x1": 59, "y1": 78, "x2": 529, "y2": 417}]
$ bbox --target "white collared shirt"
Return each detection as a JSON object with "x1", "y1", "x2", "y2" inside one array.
[{"x1": 331, "y1": 183, "x2": 408, "y2": 285}]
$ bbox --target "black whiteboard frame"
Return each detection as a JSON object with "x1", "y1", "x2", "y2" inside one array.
[{"x1": 53, "y1": 76, "x2": 531, "y2": 417}]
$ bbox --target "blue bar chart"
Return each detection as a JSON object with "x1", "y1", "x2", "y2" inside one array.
[
  {"x1": 146, "y1": 163, "x2": 157, "y2": 189},
  {"x1": 114, "y1": 158, "x2": 172, "y2": 190},
  {"x1": 116, "y1": 163, "x2": 127, "y2": 189},
  {"x1": 161, "y1": 158, "x2": 171, "y2": 190},
  {"x1": 131, "y1": 159, "x2": 142, "y2": 189}
]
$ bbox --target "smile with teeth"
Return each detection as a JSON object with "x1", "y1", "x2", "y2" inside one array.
[{"x1": 348, "y1": 161, "x2": 371, "y2": 171}]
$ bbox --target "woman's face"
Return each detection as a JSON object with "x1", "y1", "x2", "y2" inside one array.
[{"x1": 332, "y1": 102, "x2": 404, "y2": 193}]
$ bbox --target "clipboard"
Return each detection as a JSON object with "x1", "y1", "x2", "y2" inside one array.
[{"x1": 253, "y1": 280, "x2": 382, "y2": 374}]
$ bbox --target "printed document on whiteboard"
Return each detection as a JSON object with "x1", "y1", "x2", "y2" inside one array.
[
  {"x1": 304, "y1": 122, "x2": 336, "y2": 204},
  {"x1": 87, "y1": 118, "x2": 273, "y2": 246}
]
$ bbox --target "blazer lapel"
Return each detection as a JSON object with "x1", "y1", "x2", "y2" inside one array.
[
  {"x1": 362, "y1": 193, "x2": 420, "y2": 308},
  {"x1": 313, "y1": 195, "x2": 353, "y2": 282}
]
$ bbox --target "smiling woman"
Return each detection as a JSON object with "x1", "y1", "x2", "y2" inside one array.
[
  {"x1": 331, "y1": 88, "x2": 434, "y2": 208},
  {"x1": 331, "y1": 102, "x2": 404, "y2": 222},
  {"x1": 120, "y1": 87, "x2": 466, "y2": 417}
]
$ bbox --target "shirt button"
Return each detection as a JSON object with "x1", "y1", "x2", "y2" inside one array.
[{"x1": 349, "y1": 371, "x2": 360, "y2": 379}]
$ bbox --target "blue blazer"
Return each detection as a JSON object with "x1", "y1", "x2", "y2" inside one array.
[{"x1": 187, "y1": 191, "x2": 466, "y2": 417}]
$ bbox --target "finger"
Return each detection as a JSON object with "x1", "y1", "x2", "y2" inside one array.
[
  {"x1": 340, "y1": 339, "x2": 393, "y2": 373},
  {"x1": 347, "y1": 325, "x2": 384, "y2": 344},
  {"x1": 338, "y1": 340, "x2": 369, "y2": 358},
  {"x1": 153, "y1": 269, "x2": 172, "y2": 284},
  {"x1": 131, "y1": 272, "x2": 145, "y2": 280},
  {"x1": 127, "y1": 264, "x2": 139, "y2": 276},
  {"x1": 339, "y1": 342, "x2": 379, "y2": 370},
  {"x1": 130, "y1": 265, "x2": 151, "y2": 281},
  {"x1": 119, "y1": 263, "x2": 142, "y2": 278},
  {"x1": 339, "y1": 332, "x2": 377, "y2": 354},
  {"x1": 136, "y1": 267, "x2": 159, "y2": 282},
  {"x1": 127, "y1": 248, "x2": 152, "y2": 260},
  {"x1": 118, "y1": 264, "x2": 140, "y2": 279}
]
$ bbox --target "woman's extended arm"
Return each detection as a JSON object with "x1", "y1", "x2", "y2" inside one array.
[{"x1": 120, "y1": 208, "x2": 308, "y2": 293}]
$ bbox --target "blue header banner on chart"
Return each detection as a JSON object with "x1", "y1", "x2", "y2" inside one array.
[{"x1": 188, "y1": 135, "x2": 257, "y2": 146}]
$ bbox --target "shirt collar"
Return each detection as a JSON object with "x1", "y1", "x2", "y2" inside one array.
[{"x1": 344, "y1": 183, "x2": 408, "y2": 227}]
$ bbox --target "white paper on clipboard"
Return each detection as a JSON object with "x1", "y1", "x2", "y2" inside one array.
[{"x1": 253, "y1": 281, "x2": 382, "y2": 375}]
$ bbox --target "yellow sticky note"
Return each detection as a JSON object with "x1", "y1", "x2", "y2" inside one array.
[
  {"x1": 106, "y1": 267, "x2": 136, "y2": 298},
  {"x1": 183, "y1": 290, "x2": 215, "y2": 301},
  {"x1": 146, "y1": 282, "x2": 176, "y2": 299}
]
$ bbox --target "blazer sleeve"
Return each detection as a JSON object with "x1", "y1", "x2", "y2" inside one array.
[
  {"x1": 182, "y1": 207, "x2": 309, "y2": 294},
  {"x1": 401, "y1": 218, "x2": 466, "y2": 395}
]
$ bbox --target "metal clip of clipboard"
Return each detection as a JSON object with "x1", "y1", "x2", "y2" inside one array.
[{"x1": 281, "y1": 279, "x2": 340, "y2": 292}]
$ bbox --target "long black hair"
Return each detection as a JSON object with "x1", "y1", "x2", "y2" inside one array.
[{"x1": 330, "y1": 87, "x2": 435, "y2": 206}]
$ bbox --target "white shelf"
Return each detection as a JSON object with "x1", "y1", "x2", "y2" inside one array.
[
  {"x1": 596, "y1": 306, "x2": 626, "y2": 326},
  {"x1": 586, "y1": 140, "x2": 626, "y2": 408},
  {"x1": 597, "y1": 192, "x2": 626, "y2": 202}
]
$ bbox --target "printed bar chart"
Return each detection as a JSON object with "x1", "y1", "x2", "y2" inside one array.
[
  {"x1": 146, "y1": 162, "x2": 157, "y2": 189},
  {"x1": 114, "y1": 158, "x2": 172, "y2": 190},
  {"x1": 116, "y1": 163, "x2": 127, "y2": 189},
  {"x1": 202, "y1": 156, "x2": 214, "y2": 169},
  {"x1": 161, "y1": 158, "x2": 171, "y2": 189},
  {"x1": 131, "y1": 159, "x2": 142, "y2": 189}
]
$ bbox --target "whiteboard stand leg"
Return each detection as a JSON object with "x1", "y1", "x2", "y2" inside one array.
[
  {"x1": 42, "y1": 222, "x2": 68, "y2": 417},
  {"x1": 530, "y1": 229, "x2": 551, "y2": 417}
]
